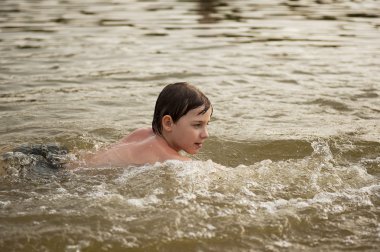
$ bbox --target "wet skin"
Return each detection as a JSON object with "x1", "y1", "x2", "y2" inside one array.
[{"x1": 84, "y1": 106, "x2": 212, "y2": 166}]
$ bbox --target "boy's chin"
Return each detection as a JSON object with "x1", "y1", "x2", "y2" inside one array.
[{"x1": 187, "y1": 149, "x2": 199, "y2": 155}]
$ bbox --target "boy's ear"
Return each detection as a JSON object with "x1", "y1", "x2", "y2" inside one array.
[{"x1": 162, "y1": 115, "x2": 174, "y2": 132}]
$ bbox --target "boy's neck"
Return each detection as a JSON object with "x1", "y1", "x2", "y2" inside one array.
[{"x1": 158, "y1": 132, "x2": 180, "y2": 153}]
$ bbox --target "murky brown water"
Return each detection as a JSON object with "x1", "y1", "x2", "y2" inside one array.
[{"x1": 1, "y1": 0, "x2": 379, "y2": 251}]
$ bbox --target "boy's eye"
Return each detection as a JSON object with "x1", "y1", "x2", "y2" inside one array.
[{"x1": 193, "y1": 121, "x2": 210, "y2": 128}]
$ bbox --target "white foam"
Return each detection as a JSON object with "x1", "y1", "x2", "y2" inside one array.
[
  {"x1": 174, "y1": 192, "x2": 197, "y2": 205},
  {"x1": 114, "y1": 163, "x2": 160, "y2": 184},
  {"x1": 111, "y1": 225, "x2": 128, "y2": 234},
  {"x1": 240, "y1": 186, "x2": 256, "y2": 196},
  {"x1": 274, "y1": 240, "x2": 292, "y2": 248},
  {"x1": 56, "y1": 187, "x2": 67, "y2": 193},
  {"x1": 0, "y1": 200, "x2": 11, "y2": 208},
  {"x1": 126, "y1": 194, "x2": 161, "y2": 207}
]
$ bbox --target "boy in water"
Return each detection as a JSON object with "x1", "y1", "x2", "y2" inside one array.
[{"x1": 84, "y1": 82, "x2": 212, "y2": 166}]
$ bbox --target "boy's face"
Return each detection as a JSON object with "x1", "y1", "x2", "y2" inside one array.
[{"x1": 169, "y1": 106, "x2": 212, "y2": 154}]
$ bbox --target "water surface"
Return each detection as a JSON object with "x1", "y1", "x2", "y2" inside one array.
[{"x1": 0, "y1": 0, "x2": 379, "y2": 251}]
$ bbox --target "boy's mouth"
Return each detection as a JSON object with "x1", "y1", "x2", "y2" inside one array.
[{"x1": 195, "y1": 143, "x2": 203, "y2": 149}]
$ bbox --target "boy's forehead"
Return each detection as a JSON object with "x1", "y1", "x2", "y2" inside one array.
[
  {"x1": 188, "y1": 105, "x2": 206, "y2": 114},
  {"x1": 187, "y1": 106, "x2": 212, "y2": 118}
]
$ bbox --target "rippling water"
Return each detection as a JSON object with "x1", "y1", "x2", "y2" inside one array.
[{"x1": 0, "y1": 0, "x2": 379, "y2": 251}]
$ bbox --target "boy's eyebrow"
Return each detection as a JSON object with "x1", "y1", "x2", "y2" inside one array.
[{"x1": 192, "y1": 119, "x2": 210, "y2": 123}]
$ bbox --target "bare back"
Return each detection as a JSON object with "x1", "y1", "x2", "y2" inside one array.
[{"x1": 84, "y1": 128, "x2": 190, "y2": 167}]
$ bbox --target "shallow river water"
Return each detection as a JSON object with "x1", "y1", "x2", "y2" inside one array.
[{"x1": 1, "y1": 0, "x2": 380, "y2": 251}]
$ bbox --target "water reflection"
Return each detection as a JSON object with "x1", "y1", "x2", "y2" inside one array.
[{"x1": 197, "y1": 0, "x2": 222, "y2": 23}]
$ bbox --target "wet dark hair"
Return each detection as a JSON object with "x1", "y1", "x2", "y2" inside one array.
[{"x1": 152, "y1": 82, "x2": 212, "y2": 135}]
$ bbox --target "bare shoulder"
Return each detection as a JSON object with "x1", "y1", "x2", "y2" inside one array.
[{"x1": 120, "y1": 127, "x2": 153, "y2": 143}]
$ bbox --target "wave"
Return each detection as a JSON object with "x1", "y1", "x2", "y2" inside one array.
[{"x1": 0, "y1": 139, "x2": 378, "y2": 251}]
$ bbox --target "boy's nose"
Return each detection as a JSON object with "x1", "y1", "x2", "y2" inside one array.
[{"x1": 201, "y1": 127, "x2": 209, "y2": 139}]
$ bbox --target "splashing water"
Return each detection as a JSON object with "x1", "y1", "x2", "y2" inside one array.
[
  {"x1": 0, "y1": 139, "x2": 378, "y2": 251},
  {"x1": 0, "y1": 0, "x2": 379, "y2": 251}
]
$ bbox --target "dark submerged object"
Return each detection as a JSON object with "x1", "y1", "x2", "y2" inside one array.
[
  {"x1": 12, "y1": 144, "x2": 69, "y2": 169},
  {"x1": 1, "y1": 144, "x2": 70, "y2": 177}
]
